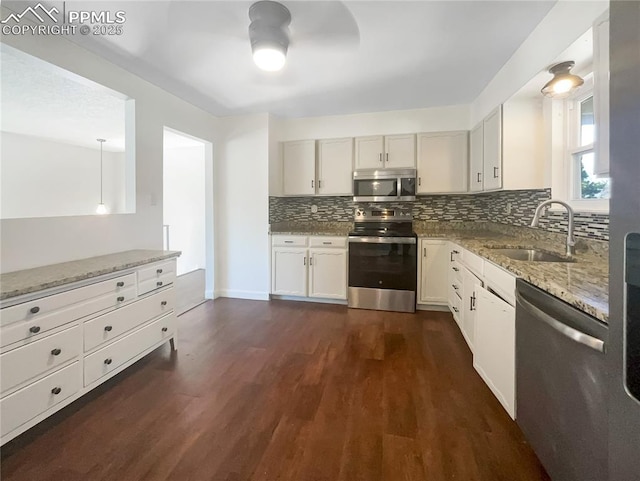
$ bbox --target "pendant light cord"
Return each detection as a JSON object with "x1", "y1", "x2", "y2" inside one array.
[{"x1": 97, "y1": 138, "x2": 106, "y2": 204}]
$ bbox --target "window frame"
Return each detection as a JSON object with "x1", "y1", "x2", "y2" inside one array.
[{"x1": 551, "y1": 74, "x2": 609, "y2": 213}]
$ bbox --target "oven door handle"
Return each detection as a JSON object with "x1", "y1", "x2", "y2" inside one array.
[{"x1": 348, "y1": 236, "x2": 416, "y2": 245}]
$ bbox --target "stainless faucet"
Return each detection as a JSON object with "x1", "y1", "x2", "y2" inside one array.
[{"x1": 531, "y1": 199, "x2": 576, "y2": 257}]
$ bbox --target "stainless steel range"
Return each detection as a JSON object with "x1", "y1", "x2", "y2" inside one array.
[{"x1": 347, "y1": 208, "x2": 417, "y2": 313}]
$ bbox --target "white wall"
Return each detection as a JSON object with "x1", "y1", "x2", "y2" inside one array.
[
  {"x1": 471, "y1": 0, "x2": 608, "y2": 125},
  {"x1": 278, "y1": 105, "x2": 470, "y2": 141},
  {"x1": 1, "y1": 132, "x2": 126, "y2": 219},
  {"x1": 0, "y1": 7, "x2": 220, "y2": 274},
  {"x1": 163, "y1": 144, "x2": 206, "y2": 276},
  {"x1": 215, "y1": 113, "x2": 270, "y2": 300}
]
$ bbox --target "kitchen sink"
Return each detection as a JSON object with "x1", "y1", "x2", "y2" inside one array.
[{"x1": 488, "y1": 248, "x2": 575, "y2": 263}]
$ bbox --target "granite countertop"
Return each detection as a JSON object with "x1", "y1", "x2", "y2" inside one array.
[
  {"x1": 414, "y1": 224, "x2": 609, "y2": 322},
  {"x1": 0, "y1": 249, "x2": 181, "y2": 302}
]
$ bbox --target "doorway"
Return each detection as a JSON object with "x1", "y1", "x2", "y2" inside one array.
[{"x1": 163, "y1": 127, "x2": 213, "y2": 315}]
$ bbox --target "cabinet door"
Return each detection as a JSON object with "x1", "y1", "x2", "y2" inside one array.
[
  {"x1": 482, "y1": 106, "x2": 503, "y2": 191},
  {"x1": 461, "y1": 267, "x2": 482, "y2": 352},
  {"x1": 474, "y1": 287, "x2": 515, "y2": 419},
  {"x1": 308, "y1": 249, "x2": 347, "y2": 300},
  {"x1": 384, "y1": 134, "x2": 416, "y2": 168},
  {"x1": 283, "y1": 140, "x2": 316, "y2": 196},
  {"x1": 418, "y1": 239, "x2": 449, "y2": 304},
  {"x1": 354, "y1": 136, "x2": 384, "y2": 170},
  {"x1": 271, "y1": 248, "x2": 308, "y2": 296},
  {"x1": 318, "y1": 138, "x2": 353, "y2": 195},
  {"x1": 416, "y1": 131, "x2": 468, "y2": 194},
  {"x1": 469, "y1": 122, "x2": 484, "y2": 192}
]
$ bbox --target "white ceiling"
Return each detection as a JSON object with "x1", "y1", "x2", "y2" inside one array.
[
  {"x1": 0, "y1": 44, "x2": 127, "y2": 152},
  {"x1": 43, "y1": 0, "x2": 557, "y2": 118}
]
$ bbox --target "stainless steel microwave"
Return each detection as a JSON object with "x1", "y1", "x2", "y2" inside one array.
[{"x1": 352, "y1": 169, "x2": 417, "y2": 202}]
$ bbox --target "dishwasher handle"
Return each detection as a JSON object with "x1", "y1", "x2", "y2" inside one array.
[{"x1": 516, "y1": 291, "x2": 605, "y2": 353}]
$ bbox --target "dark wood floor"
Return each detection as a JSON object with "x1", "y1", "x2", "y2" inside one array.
[{"x1": 1, "y1": 299, "x2": 549, "y2": 481}]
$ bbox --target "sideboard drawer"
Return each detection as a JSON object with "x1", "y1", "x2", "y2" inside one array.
[
  {"x1": 1, "y1": 273, "x2": 136, "y2": 327},
  {"x1": 137, "y1": 260, "x2": 176, "y2": 284},
  {"x1": 0, "y1": 362, "x2": 81, "y2": 437},
  {"x1": 138, "y1": 272, "x2": 176, "y2": 296},
  {"x1": 84, "y1": 288, "x2": 174, "y2": 352},
  {"x1": 84, "y1": 313, "x2": 176, "y2": 386},
  {"x1": 1, "y1": 325, "x2": 81, "y2": 395},
  {"x1": 0, "y1": 286, "x2": 136, "y2": 349},
  {"x1": 308, "y1": 236, "x2": 347, "y2": 248}
]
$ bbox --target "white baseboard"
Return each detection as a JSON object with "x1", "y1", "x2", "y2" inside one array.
[
  {"x1": 217, "y1": 290, "x2": 269, "y2": 301},
  {"x1": 206, "y1": 289, "x2": 216, "y2": 299}
]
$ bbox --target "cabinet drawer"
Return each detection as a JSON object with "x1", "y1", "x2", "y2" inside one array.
[
  {"x1": 450, "y1": 261, "x2": 462, "y2": 283},
  {"x1": 450, "y1": 279, "x2": 462, "y2": 298},
  {"x1": 84, "y1": 288, "x2": 174, "y2": 352},
  {"x1": 137, "y1": 260, "x2": 176, "y2": 284},
  {"x1": 1, "y1": 361, "x2": 80, "y2": 437},
  {"x1": 1, "y1": 273, "x2": 136, "y2": 327},
  {"x1": 461, "y1": 248, "x2": 484, "y2": 277},
  {"x1": 272, "y1": 235, "x2": 308, "y2": 247},
  {"x1": 84, "y1": 313, "x2": 175, "y2": 386},
  {"x1": 483, "y1": 261, "x2": 516, "y2": 306},
  {"x1": 0, "y1": 286, "x2": 136, "y2": 349},
  {"x1": 449, "y1": 287, "x2": 461, "y2": 318},
  {"x1": 308, "y1": 236, "x2": 347, "y2": 248},
  {"x1": 1, "y1": 326, "x2": 81, "y2": 395},
  {"x1": 138, "y1": 272, "x2": 176, "y2": 296}
]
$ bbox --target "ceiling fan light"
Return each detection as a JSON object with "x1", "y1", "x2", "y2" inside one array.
[
  {"x1": 253, "y1": 46, "x2": 286, "y2": 71},
  {"x1": 541, "y1": 61, "x2": 584, "y2": 99}
]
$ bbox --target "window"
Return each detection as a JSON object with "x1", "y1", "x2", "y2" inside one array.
[{"x1": 570, "y1": 95, "x2": 610, "y2": 200}]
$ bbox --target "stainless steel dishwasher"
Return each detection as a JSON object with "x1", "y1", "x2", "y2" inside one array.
[{"x1": 515, "y1": 280, "x2": 608, "y2": 481}]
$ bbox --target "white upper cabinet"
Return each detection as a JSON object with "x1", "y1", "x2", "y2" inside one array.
[
  {"x1": 416, "y1": 131, "x2": 468, "y2": 194},
  {"x1": 355, "y1": 134, "x2": 416, "y2": 170},
  {"x1": 354, "y1": 135, "x2": 384, "y2": 169},
  {"x1": 482, "y1": 106, "x2": 503, "y2": 191},
  {"x1": 384, "y1": 134, "x2": 416, "y2": 168},
  {"x1": 317, "y1": 138, "x2": 353, "y2": 195},
  {"x1": 282, "y1": 140, "x2": 316, "y2": 196},
  {"x1": 469, "y1": 122, "x2": 484, "y2": 192},
  {"x1": 593, "y1": 13, "x2": 610, "y2": 176}
]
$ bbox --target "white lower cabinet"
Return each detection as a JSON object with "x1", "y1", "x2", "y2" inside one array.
[
  {"x1": 271, "y1": 248, "x2": 308, "y2": 296},
  {"x1": 308, "y1": 249, "x2": 347, "y2": 299},
  {"x1": 418, "y1": 239, "x2": 449, "y2": 304},
  {"x1": 271, "y1": 236, "x2": 347, "y2": 301},
  {"x1": 0, "y1": 257, "x2": 179, "y2": 445},
  {"x1": 461, "y1": 266, "x2": 483, "y2": 351},
  {"x1": 474, "y1": 286, "x2": 516, "y2": 419}
]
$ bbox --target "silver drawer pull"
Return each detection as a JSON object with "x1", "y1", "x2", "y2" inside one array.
[
  {"x1": 30, "y1": 306, "x2": 40, "y2": 314},
  {"x1": 162, "y1": 327, "x2": 168, "y2": 332},
  {"x1": 157, "y1": 268, "x2": 163, "y2": 274},
  {"x1": 29, "y1": 325, "x2": 41, "y2": 334},
  {"x1": 104, "y1": 358, "x2": 113, "y2": 365},
  {"x1": 161, "y1": 301, "x2": 167, "y2": 306},
  {"x1": 157, "y1": 281, "x2": 163, "y2": 287},
  {"x1": 453, "y1": 267, "x2": 459, "y2": 272},
  {"x1": 284, "y1": 240, "x2": 294, "y2": 244},
  {"x1": 51, "y1": 348, "x2": 62, "y2": 356},
  {"x1": 117, "y1": 296, "x2": 125, "y2": 302},
  {"x1": 104, "y1": 325, "x2": 113, "y2": 332},
  {"x1": 322, "y1": 242, "x2": 332, "y2": 245},
  {"x1": 452, "y1": 307, "x2": 459, "y2": 313},
  {"x1": 452, "y1": 284, "x2": 459, "y2": 290},
  {"x1": 51, "y1": 387, "x2": 62, "y2": 395},
  {"x1": 116, "y1": 281, "x2": 125, "y2": 287}
]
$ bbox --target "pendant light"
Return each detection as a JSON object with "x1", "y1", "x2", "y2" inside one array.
[
  {"x1": 96, "y1": 138, "x2": 107, "y2": 215},
  {"x1": 541, "y1": 61, "x2": 584, "y2": 99},
  {"x1": 248, "y1": 1, "x2": 291, "y2": 72}
]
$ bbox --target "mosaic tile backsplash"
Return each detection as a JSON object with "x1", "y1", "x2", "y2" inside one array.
[{"x1": 269, "y1": 189, "x2": 610, "y2": 241}]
